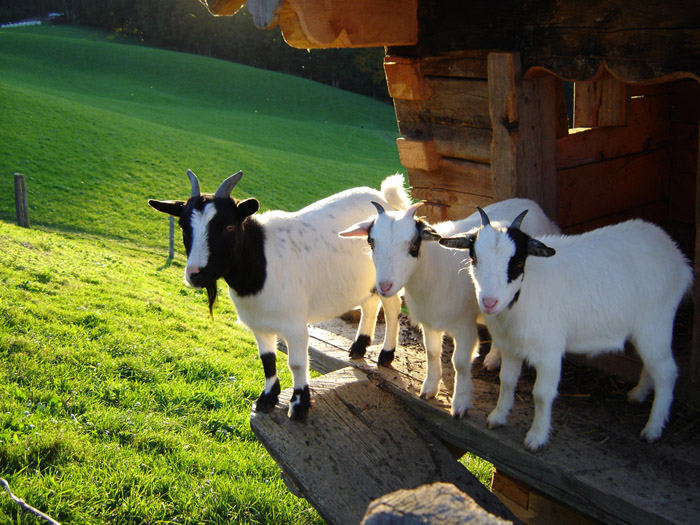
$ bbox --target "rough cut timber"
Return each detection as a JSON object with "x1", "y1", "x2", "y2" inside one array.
[
  {"x1": 249, "y1": 367, "x2": 516, "y2": 525},
  {"x1": 362, "y1": 482, "x2": 513, "y2": 525},
  {"x1": 299, "y1": 321, "x2": 700, "y2": 525},
  {"x1": 573, "y1": 70, "x2": 629, "y2": 128}
]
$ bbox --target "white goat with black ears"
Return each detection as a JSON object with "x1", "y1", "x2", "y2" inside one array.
[
  {"x1": 339, "y1": 199, "x2": 559, "y2": 417},
  {"x1": 439, "y1": 208, "x2": 692, "y2": 450},
  {"x1": 149, "y1": 170, "x2": 408, "y2": 420}
]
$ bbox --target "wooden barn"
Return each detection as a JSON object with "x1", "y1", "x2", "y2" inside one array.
[{"x1": 205, "y1": 1, "x2": 700, "y2": 523}]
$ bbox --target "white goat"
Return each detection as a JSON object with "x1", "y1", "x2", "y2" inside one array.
[
  {"x1": 339, "y1": 199, "x2": 559, "y2": 417},
  {"x1": 439, "y1": 209, "x2": 693, "y2": 450},
  {"x1": 149, "y1": 170, "x2": 409, "y2": 420}
]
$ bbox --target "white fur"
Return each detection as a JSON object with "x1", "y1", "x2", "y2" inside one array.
[
  {"x1": 462, "y1": 219, "x2": 692, "y2": 450},
  {"x1": 232, "y1": 175, "x2": 411, "y2": 417},
  {"x1": 341, "y1": 198, "x2": 559, "y2": 417}
]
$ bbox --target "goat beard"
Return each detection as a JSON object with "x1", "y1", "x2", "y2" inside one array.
[{"x1": 205, "y1": 283, "x2": 217, "y2": 317}]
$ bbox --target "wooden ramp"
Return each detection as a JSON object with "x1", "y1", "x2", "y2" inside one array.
[
  {"x1": 250, "y1": 366, "x2": 517, "y2": 525},
  {"x1": 291, "y1": 319, "x2": 700, "y2": 525}
]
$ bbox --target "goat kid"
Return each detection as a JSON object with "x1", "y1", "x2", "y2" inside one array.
[
  {"x1": 439, "y1": 208, "x2": 692, "y2": 450},
  {"x1": 149, "y1": 170, "x2": 409, "y2": 420},
  {"x1": 339, "y1": 199, "x2": 559, "y2": 417}
]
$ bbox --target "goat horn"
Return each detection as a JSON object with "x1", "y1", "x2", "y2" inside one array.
[
  {"x1": 477, "y1": 206, "x2": 491, "y2": 226},
  {"x1": 510, "y1": 209, "x2": 529, "y2": 230},
  {"x1": 214, "y1": 171, "x2": 243, "y2": 199},
  {"x1": 371, "y1": 201, "x2": 386, "y2": 215},
  {"x1": 187, "y1": 169, "x2": 201, "y2": 198},
  {"x1": 404, "y1": 201, "x2": 424, "y2": 218}
]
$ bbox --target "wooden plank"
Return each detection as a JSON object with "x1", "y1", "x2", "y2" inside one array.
[
  {"x1": 693, "y1": 122, "x2": 700, "y2": 385},
  {"x1": 404, "y1": 0, "x2": 700, "y2": 82},
  {"x1": 409, "y1": 185, "x2": 494, "y2": 222},
  {"x1": 394, "y1": 98, "x2": 492, "y2": 163},
  {"x1": 573, "y1": 72, "x2": 629, "y2": 127},
  {"x1": 278, "y1": 0, "x2": 417, "y2": 48},
  {"x1": 560, "y1": 201, "x2": 668, "y2": 236},
  {"x1": 488, "y1": 52, "x2": 558, "y2": 219},
  {"x1": 384, "y1": 56, "x2": 428, "y2": 101},
  {"x1": 557, "y1": 92, "x2": 671, "y2": 170},
  {"x1": 363, "y1": 482, "x2": 513, "y2": 524},
  {"x1": 488, "y1": 52, "x2": 520, "y2": 201},
  {"x1": 557, "y1": 149, "x2": 670, "y2": 228},
  {"x1": 407, "y1": 158, "x2": 494, "y2": 198},
  {"x1": 307, "y1": 319, "x2": 700, "y2": 525},
  {"x1": 419, "y1": 51, "x2": 489, "y2": 79},
  {"x1": 250, "y1": 367, "x2": 516, "y2": 525},
  {"x1": 396, "y1": 138, "x2": 440, "y2": 171}
]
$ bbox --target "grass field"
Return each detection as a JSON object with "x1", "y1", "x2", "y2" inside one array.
[{"x1": 0, "y1": 25, "x2": 492, "y2": 523}]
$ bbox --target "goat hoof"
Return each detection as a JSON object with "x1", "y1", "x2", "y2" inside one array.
[
  {"x1": 377, "y1": 348, "x2": 395, "y2": 367},
  {"x1": 349, "y1": 334, "x2": 371, "y2": 359},
  {"x1": 288, "y1": 385, "x2": 311, "y2": 421},
  {"x1": 255, "y1": 382, "x2": 281, "y2": 413}
]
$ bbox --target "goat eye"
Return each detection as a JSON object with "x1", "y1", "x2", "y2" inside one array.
[
  {"x1": 367, "y1": 238, "x2": 375, "y2": 250},
  {"x1": 225, "y1": 225, "x2": 235, "y2": 233},
  {"x1": 409, "y1": 242, "x2": 419, "y2": 257}
]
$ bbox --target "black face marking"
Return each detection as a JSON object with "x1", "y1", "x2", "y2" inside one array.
[
  {"x1": 260, "y1": 353, "x2": 277, "y2": 379},
  {"x1": 409, "y1": 220, "x2": 428, "y2": 258},
  {"x1": 367, "y1": 221, "x2": 375, "y2": 250},
  {"x1": 505, "y1": 227, "x2": 531, "y2": 283},
  {"x1": 178, "y1": 195, "x2": 267, "y2": 310},
  {"x1": 508, "y1": 290, "x2": 520, "y2": 309}
]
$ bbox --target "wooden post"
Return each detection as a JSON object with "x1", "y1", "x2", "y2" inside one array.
[
  {"x1": 14, "y1": 173, "x2": 30, "y2": 228},
  {"x1": 692, "y1": 122, "x2": 700, "y2": 385},
  {"x1": 169, "y1": 216, "x2": 175, "y2": 259},
  {"x1": 488, "y1": 53, "x2": 558, "y2": 220}
]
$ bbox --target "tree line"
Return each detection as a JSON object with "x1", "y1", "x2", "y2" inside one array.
[{"x1": 2, "y1": 0, "x2": 389, "y2": 100}]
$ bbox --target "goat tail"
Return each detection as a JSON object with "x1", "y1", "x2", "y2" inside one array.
[{"x1": 381, "y1": 173, "x2": 412, "y2": 211}]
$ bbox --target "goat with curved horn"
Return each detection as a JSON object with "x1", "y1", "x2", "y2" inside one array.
[
  {"x1": 510, "y1": 209, "x2": 529, "y2": 230},
  {"x1": 214, "y1": 171, "x2": 244, "y2": 199},
  {"x1": 371, "y1": 201, "x2": 386, "y2": 215},
  {"x1": 477, "y1": 206, "x2": 491, "y2": 226},
  {"x1": 187, "y1": 169, "x2": 201, "y2": 198}
]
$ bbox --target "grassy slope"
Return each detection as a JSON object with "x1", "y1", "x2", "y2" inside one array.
[
  {"x1": 0, "y1": 25, "x2": 402, "y2": 246},
  {"x1": 0, "y1": 26, "x2": 491, "y2": 523}
]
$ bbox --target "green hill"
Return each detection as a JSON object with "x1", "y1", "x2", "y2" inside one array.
[
  {"x1": 0, "y1": 24, "x2": 407, "y2": 524},
  {"x1": 0, "y1": 25, "x2": 402, "y2": 247}
]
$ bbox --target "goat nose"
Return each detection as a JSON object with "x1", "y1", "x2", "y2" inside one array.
[
  {"x1": 379, "y1": 281, "x2": 393, "y2": 295},
  {"x1": 187, "y1": 266, "x2": 200, "y2": 278},
  {"x1": 482, "y1": 297, "x2": 499, "y2": 310}
]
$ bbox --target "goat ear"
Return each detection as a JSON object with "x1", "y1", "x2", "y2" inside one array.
[
  {"x1": 148, "y1": 199, "x2": 185, "y2": 217},
  {"x1": 237, "y1": 198, "x2": 259, "y2": 218},
  {"x1": 338, "y1": 219, "x2": 373, "y2": 238},
  {"x1": 527, "y1": 238, "x2": 556, "y2": 258},
  {"x1": 438, "y1": 233, "x2": 476, "y2": 250},
  {"x1": 420, "y1": 224, "x2": 441, "y2": 242}
]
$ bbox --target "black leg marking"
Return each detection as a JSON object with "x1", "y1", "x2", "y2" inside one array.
[
  {"x1": 288, "y1": 385, "x2": 311, "y2": 421},
  {"x1": 255, "y1": 378, "x2": 281, "y2": 413},
  {"x1": 349, "y1": 334, "x2": 371, "y2": 358},
  {"x1": 260, "y1": 352, "x2": 276, "y2": 378},
  {"x1": 377, "y1": 348, "x2": 395, "y2": 367}
]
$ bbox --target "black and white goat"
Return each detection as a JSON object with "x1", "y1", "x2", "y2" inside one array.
[
  {"x1": 339, "y1": 199, "x2": 559, "y2": 417},
  {"x1": 439, "y1": 208, "x2": 692, "y2": 450},
  {"x1": 149, "y1": 170, "x2": 409, "y2": 419}
]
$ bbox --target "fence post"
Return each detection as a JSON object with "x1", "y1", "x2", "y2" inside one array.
[
  {"x1": 14, "y1": 173, "x2": 30, "y2": 228},
  {"x1": 169, "y1": 216, "x2": 175, "y2": 259}
]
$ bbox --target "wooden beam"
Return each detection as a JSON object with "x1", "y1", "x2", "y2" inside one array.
[
  {"x1": 574, "y1": 70, "x2": 629, "y2": 128},
  {"x1": 250, "y1": 367, "x2": 516, "y2": 524},
  {"x1": 693, "y1": 121, "x2": 700, "y2": 385},
  {"x1": 488, "y1": 52, "x2": 558, "y2": 220},
  {"x1": 278, "y1": 0, "x2": 417, "y2": 49},
  {"x1": 384, "y1": 57, "x2": 429, "y2": 101},
  {"x1": 396, "y1": 138, "x2": 440, "y2": 171}
]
